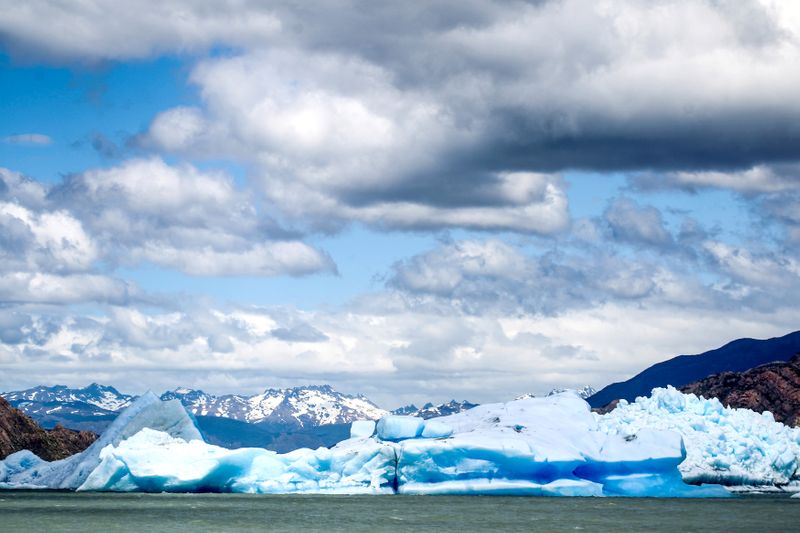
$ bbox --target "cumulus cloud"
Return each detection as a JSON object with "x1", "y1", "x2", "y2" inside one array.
[
  {"x1": 51, "y1": 157, "x2": 335, "y2": 277},
  {"x1": 0, "y1": 159, "x2": 335, "y2": 303},
  {"x1": 4, "y1": 0, "x2": 800, "y2": 180},
  {"x1": 146, "y1": 50, "x2": 570, "y2": 233},
  {"x1": 386, "y1": 238, "x2": 720, "y2": 316},
  {"x1": 113, "y1": 0, "x2": 800, "y2": 231},
  {"x1": 0, "y1": 170, "x2": 145, "y2": 305}
]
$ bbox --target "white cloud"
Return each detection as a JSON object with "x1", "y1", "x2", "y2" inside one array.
[
  {"x1": 703, "y1": 241, "x2": 800, "y2": 288},
  {"x1": 650, "y1": 164, "x2": 800, "y2": 194},
  {"x1": 0, "y1": 201, "x2": 97, "y2": 272},
  {"x1": 138, "y1": 241, "x2": 334, "y2": 277},
  {"x1": 1, "y1": 297, "x2": 799, "y2": 407},
  {"x1": 56, "y1": 158, "x2": 336, "y2": 277},
  {"x1": 0, "y1": 272, "x2": 136, "y2": 305},
  {"x1": 0, "y1": 168, "x2": 48, "y2": 207},
  {"x1": 144, "y1": 50, "x2": 570, "y2": 233}
]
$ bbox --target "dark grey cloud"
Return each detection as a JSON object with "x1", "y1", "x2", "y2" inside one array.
[{"x1": 125, "y1": 0, "x2": 800, "y2": 231}]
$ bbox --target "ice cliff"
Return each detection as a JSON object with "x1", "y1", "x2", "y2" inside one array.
[{"x1": 597, "y1": 386, "x2": 800, "y2": 486}]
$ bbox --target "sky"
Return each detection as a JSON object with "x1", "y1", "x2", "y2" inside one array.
[{"x1": 1, "y1": 0, "x2": 800, "y2": 408}]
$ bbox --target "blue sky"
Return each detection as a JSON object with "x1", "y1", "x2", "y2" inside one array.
[{"x1": 1, "y1": 1, "x2": 799, "y2": 407}]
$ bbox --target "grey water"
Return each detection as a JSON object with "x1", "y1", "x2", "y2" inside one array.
[{"x1": 1, "y1": 492, "x2": 799, "y2": 532}]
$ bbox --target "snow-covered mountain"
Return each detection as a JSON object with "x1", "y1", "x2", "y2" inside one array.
[
  {"x1": 392, "y1": 400, "x2": 478, "y2": 419},
  {"x1": 161, "y1": 385, "x2": 387, "y2": 427},
  {"x1": 2, "y1": 384, "x2": 135, "y2": 412},
  {"x1": 546, "y1": 386, "x2": 597, "y2": 399}
]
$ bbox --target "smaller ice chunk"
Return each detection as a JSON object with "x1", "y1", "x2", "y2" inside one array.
[
  {"x1": 421, "y1": 420, "x2": 453, "y2": 439},
  {"x1": 0, "y1": 450, "x2": 45, "y2": 481},
  {"x1": 350, "y1": 420, "x2": 376, "y2": 439},
  {"x1": 376, "y1": 416, "x2": 424, "y2": 441}
]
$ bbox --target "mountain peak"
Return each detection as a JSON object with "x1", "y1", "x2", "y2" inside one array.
[
  {"x1": 392, "y1": 399, "x2": 478, "y2": 419},
  {"x1": 1, "y1": 383, "x2": 135, "y2": 413},
  {"x1": 165, "y1": 384, "x2": 386, "y2": 427}
]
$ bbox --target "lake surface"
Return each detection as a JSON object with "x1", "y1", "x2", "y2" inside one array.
[{"x1": 1, "y1": 491, "x2": 798, "y2": 532}]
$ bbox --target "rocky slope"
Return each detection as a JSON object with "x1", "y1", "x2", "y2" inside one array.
[
  {"x1": 0, "y1": 396, "x2": 96, "y2": 461},
  {"x1": 680, "y1": 353, "x2": 800, "y2": 426}
]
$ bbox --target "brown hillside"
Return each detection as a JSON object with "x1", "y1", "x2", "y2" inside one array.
[
  {"x1": 681, "y1": 353, "x2": 800, "y2": 426},
  {"x1": 0, "y1": 396, "x2": 96, "y2": 461}
]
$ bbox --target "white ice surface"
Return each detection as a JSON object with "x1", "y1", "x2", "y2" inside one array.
[
  {"x1": 71, "y1": 393, "x2": 726, "y2": 497},
  {"x1": 80, "y1": 429, "x2": 396, "y2": 494},
  {"x1": 8, "y1": 390, "x2": 778, "y2": 496},
  {"x1": 376, "y1": 416, "x2": 424, "y2": 441},
  {"x1": 598, "y1": 386, "x2": 800, "y2": 486},
  {"x1": 350, "y1": 420, "x2": 376, "y2": 439},
  {"x1": 0, "y1": 391, "x2": 201, "y2": 489}
]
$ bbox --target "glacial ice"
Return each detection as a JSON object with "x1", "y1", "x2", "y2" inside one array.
[
  {"x1": 597, "y1": 386, "x2": 800, "y2": 486},
  {"x1": 376, "y1": 415, "x2": 424, "y2": 441},
  {"x1": 0, "y1": 391, "x2": 201, "y2": 489},
  {"x1": 70, "y1": 392, "x2": 726, "y2": 496},
  {"x1": 5, "y1": 387, "x2": 793, "y2": 495},
  {"x1": 350, "y1": 420, "x2": 376, "y2": 439},
  {"x1": 80, "y1": 428, "x2": 397, "y2": 493}
]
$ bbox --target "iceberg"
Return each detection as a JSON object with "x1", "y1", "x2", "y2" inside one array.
[
  {"x1": 7, "y1": 389, "x2": 768, "y2": 496},
  {"x1": 0, "y1": 391, "x2": 201, "y2": 489},
  {"x1": 72, "y1": 392, "x2": 725, "y2": 496},
  {"x1": 80, "y1": 428, "x2": 397, "y2": 493},
  {"x1": 393, "y1": 393, "x2": 725, "y2": 497},
  {"x1": 598, "y1": 386, "x2": 800, "y2": 486}
]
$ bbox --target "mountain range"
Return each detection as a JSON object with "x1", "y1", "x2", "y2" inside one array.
[
  {"x1": 161, "y1": 384, "x2": 387, "y2": 427},
  {"x1": 587, "y1": 330, "x2": 800, "y2": 408},
  {"x1": 392, "y1": 400, "x2": 479, "y2": 419},
  {"x1": 0, "y1": 383, "x2": 484, "y2": 451}
]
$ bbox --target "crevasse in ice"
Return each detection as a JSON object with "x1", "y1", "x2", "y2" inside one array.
[{"x1": 597, "y1": 386, "x2": 800, "y2": 486}]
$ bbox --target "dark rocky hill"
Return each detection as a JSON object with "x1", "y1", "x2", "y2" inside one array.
[
  {"x1": 588, "y1": 330, "x2": 800, "y2": 408},
  {"x1": 681, "y1": 353, "x2": 800, "y2": 426},
  {"x1": 0, "y1": 396, "x2": 96, "y2": 461}
]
